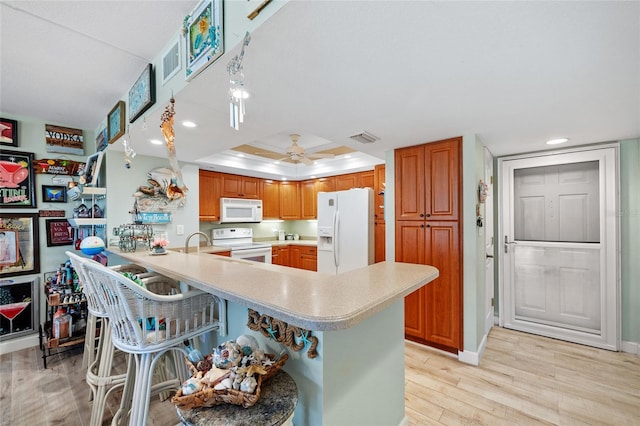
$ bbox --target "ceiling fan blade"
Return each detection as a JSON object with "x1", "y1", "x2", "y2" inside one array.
[
  {"x1": 301, "y1": 156, "x2": 313, "y2": 166},
  {"x1": 307, "y1": 153, "x2": 335, "y2": 159}
]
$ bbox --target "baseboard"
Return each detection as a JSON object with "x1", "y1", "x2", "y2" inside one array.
[
  {"x1": 457, "y1": 331, "x2": 488, "y2": 366},
  {"x1": 621, "y1": 340, "x2": 640, "y2": 355},
  {"x1": 0, "y1": 334, "x2": 39, "y2": 355}
]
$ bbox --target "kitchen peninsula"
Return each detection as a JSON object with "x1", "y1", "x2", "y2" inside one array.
[{"x1": 107, "y1": 249, "x2": 438, "y2": 425}]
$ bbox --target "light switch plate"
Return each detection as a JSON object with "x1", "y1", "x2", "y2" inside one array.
[{"x1": 176, "y1": 224, "x2": 184, "y2": 235}]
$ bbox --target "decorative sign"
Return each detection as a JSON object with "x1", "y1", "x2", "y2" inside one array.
[
  {"x1": 45, "y1": 125, "x2": 84, "y2": 155},
  {"x1": 138, "y1": 212, "x2": 171, "y2": 224},
  {"x1": 128, "y1": 63, "x2": 155, "y2": 123},
  {"x1": 184, "y1": 0, "x2": 224, "y2": 81},
  {"x1": 247, "y1": 309, "x2": 318, "y2": 359},
  {"x1": 45, "y1": 219, "x2": 74, "y2": 247},
  {"x1": 96, "y1": 128, "x2": 108, "y2": 152},
  {"x1": 0, "y1": 213, "x2": 40, "y2": 277},
  {"x1": 0, "y1": 117, "x2": 18, "y2": 147},
  {"x1": 0, "y1": 150, "x2": 36, "y2": 208},
  {"x1": 33, "y1": 158, "x2": 85, "y2": 175},
  {"x1": 38, "y1": 210, "x2": 66, "y2": 218}
]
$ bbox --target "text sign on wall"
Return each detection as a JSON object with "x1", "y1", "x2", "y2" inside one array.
[{"x1": 45, "y1": 125, "x2": 84, "y2": 155}]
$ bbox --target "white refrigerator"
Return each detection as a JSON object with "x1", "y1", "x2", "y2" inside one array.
[{"x1": 317, "y1": 188, "x2": 374, "y2": 274}]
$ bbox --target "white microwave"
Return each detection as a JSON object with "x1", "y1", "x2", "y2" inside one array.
[{"x1": 220, "y1": 198, "x2": 263, "y2": 223}]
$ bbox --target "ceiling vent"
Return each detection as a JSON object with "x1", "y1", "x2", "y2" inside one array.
[
  {"x1": 161, "y1": 39, "x2": 181, "y2": 85},
  {"x1": 349, "y1": 131, "x2": 379, "y2": 144}
]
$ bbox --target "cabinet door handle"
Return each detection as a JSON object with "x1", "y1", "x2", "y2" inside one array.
[
  {"x1": 420, "y1": 213, "x2": 425, "y2": 217},
  {"x1": 426, "y1": 224, "x2": 431, "y2": 228},
  {"x1": 426, "y1": 213, "x2": 431, "y2": 217},
  {"x1": 420, "y1": 224, "x2": 425, "y2": 228}
]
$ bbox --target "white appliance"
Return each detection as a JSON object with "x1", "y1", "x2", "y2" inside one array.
[
  {"x1": 211, "y1": 227, "x2": 272, "y2": 264},
  {"x1": 220, "y1": 198, "x2": 263, "y2": 223},
  {"x1": 317, "y1": 188, "x2": 374, "y2": 274}
]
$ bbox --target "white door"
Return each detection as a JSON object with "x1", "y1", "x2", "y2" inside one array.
[
  {"x1": 499, "y1": 146, "x2": 619, "y2": 350},
  {"x1": 484, "y1": 147, "x2": 495, "y2": 334}
]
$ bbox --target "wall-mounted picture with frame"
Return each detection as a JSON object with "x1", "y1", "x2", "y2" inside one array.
[
  {"x1": 128, "y1": 63, "x2": 155, "y2": 123},
  {"x1": 107, "y1": 100, "x2": 126, "y2": 144},
  {"x1": 45, "y1": 219, "x2": 74, "y2": 247},
  {"x1": 0, "y1": 118, "x2": 18, "y2": 147},
  {"x1": 0, "y1": 213, "x2": 40, "y2": 277},
  {"x1": 0, "y1": 150, "x2": 36, "y2": 208},
  {"x1": 185, "y1": 0, "x2": 224, "y2": 81},
  {"x1": 41, "y1": 185, "x2": 67, "y2": 203}
]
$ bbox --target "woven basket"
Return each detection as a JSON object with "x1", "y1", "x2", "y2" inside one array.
[{"x1": 172, "y1": 353, "x2": 288, "y2": 409}]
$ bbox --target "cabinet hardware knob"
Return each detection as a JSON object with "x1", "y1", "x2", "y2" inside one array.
[
  {"x1": 426, "y1": 224, "x2": 431, "y2": 227},
  {"x1": 420, "y1": 224, "x2": 424, "y2": 228},
  {"x1": 426, "y1": 213, "x2": 431, "y2": 217},
  {"x1": 420, "y1": 213, "x2": 425, "y2": 217}
]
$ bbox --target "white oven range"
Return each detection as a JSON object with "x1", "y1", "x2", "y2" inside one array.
[{"x1": 211, "y1": 228, "x2": 272, "y2": 264}]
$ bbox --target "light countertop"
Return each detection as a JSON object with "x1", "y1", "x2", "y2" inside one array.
[
  {"x1": 107, "y1": 249, "x2": 438, "y2": 331},
  {"x1": 265, "y1": 239, "x2": 317, "y2": 247}
]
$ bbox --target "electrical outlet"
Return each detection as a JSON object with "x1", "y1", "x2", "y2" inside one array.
[{"x1": 176, "y1": 224, "x2": 185, "y2": 235}]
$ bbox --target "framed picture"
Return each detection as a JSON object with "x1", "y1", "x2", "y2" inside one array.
[
  {"x1": 45, "y1": 218, "x2": 74, "y2": 247},
  {"x1": 96, "y1": 127, "x2": 108, "y2": 152},
  {"x1": 80, "y1": 151, "x2": 104, "y2": 186},
  {"x1": 0, "y1": 118, "x2": 18, "y2": 147},
  {"x1": 41, "y1": 185, "x2": 67, "y2": 203},
  {"x1": 185, "y1": 0, "x2": 224, "y2": 81},
  {"x1": 107, "y1": 101, "x2": 126, "y2": 144},
  {"x1": 129, "y1": 63, "x2": 156, "y2": 123},
  {"x1": 45, "y1": 125, "x2": 84, "y2": 155},
  {"x1": 0, "y1": 213, "x2": 40, "y2": 277},
  {"x1": 0, "y1": 150, "x2": 36, "y2": 208}
]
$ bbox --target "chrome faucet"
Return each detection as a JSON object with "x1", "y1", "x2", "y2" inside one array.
[{"x1": 184, "y1": 231, "x2": 211, "y2": 253}]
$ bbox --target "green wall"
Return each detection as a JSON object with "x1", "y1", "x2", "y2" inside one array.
[{"x1": 620, "y1": 138, "x2": 640, "y2": 344}]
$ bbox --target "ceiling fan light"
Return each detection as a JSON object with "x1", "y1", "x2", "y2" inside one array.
[
  {"x1": 546, "y1": 138, "x2": 569, "y2": 145},
  {"x1": 349, "y1": 131, "x2": 378, "y2": 144}
]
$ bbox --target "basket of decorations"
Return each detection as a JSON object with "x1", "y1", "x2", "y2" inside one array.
[{"x1": 171, "y1": 334, "x2": 288, "y2": 409}]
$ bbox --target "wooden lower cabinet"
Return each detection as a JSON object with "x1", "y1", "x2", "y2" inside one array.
[
  {"x1": 272, "y1": 246, "x2": 289, "y2": 266},
  {"x1": 396, "y1": 220, "x2": 461, "y2": 352},
  {"x1": 213, "y1": 250, "x2": 231, "y2": 257},
  {"x1": 297, "y1": 246, "x2": 317, "y2": 271}
]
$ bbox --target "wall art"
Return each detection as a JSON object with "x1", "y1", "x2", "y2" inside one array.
[
  {"x1": 96, "y1": 127, "x2": 108, "y2": 152},
  {"x1": 0, "y1": 213, "x2": 40, "y2": 277},
  {"x1": 33, "y1": 158, "x2": 85, "y2": 176},
  {"x1": 41, "y1": 185, "x2": 67, "y2": 203},
  {"x1": 128, "y1": 63, "x2": 155, "y2": 123},
  {"x1": 45, "y1": 218, "x2": 73, "y2": 247},
  {"x1": 107, "y1": 101, "x2": 126, "y2": 144},
  {"x1": 0, "y1": 118, "x2": 18, "y2": 147},
  {"x1": 79, "y1": 151, "x2": 104, "y2": 187},
  {"x1": 184, "y1": 0, "x2": 224, "y2": 81},
  {"x1": 44, "y1": 125, "x2": 84, "y2": 155},
  {"x1": 0, "y1": 150, "x2": 36, "y2": 208}
]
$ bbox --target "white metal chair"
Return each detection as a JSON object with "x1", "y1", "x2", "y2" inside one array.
[{"x1": 82, "y1": 257, "x2": 226, "y2": 426}]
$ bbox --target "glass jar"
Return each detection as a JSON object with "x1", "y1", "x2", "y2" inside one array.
[{"x1": 53, "y1": 307, "x2": 72, "y2": 339}]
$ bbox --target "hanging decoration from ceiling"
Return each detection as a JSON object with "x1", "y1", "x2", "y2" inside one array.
[
  {"x1": 159, "y1": 97, "x2": 188, "y2": 202},
  {"x1": 227, "y1": 32, "x2": 251, "y2": 130},
  {"x1": 122, "y1": 126, "x2": 136, "y2": 169}
]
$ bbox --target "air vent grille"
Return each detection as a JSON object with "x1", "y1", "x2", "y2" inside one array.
[
  {"x1": 162, "y1": 39, "x2": 180, "y2": 85},
  {"x1": 349, "y1": 131, "x2": 379, "y2": 144}
]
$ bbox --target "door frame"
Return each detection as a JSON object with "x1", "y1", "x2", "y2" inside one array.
[{"x1": 497, "y1": 144, "x2": 620, "y2": 350}]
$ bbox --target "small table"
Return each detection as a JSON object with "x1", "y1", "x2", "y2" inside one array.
[{"x1": 176, "y1": 370, "x2": 298, "y2": 426}]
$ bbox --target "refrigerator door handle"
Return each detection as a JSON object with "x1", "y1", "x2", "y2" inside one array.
[{"x1": 334, "y1": 210, "x2": 340, "y2": 268}]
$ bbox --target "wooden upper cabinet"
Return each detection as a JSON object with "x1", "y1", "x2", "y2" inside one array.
[
  {"x1": 395, "y1": 137, "x2": 460, "y2": 221},
  {"x1": 315, "y1": 177, "x2": 335, "y2": 195},
  {"x1": 199, "y1": 170, "x2": 221, "y2": 221},
  {"x1": 279, "y1": 181, "x2": 301, "y2": 220},
  {"x1": 301, "y1": 179, "x2": 317, "y2": 219},
  {"x1": 359, "y1": 170, "x2": 374, "y2": 189},
  {"x1": 334, "y1": 173, "x2": 359, "y2": 191},
  {"x1": 262, "y1": 179, "x2": 280, "y2": 219},
  {"x1": 220, "y1": 173, "x2": 260, "y2": 199},
  {"x1": 425, "y1": 138, "x2": 460, "y2": 221}
]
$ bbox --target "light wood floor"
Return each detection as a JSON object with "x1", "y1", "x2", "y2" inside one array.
[{"x1": 1, "y1": 327, "x2": 639, "y2": 425}]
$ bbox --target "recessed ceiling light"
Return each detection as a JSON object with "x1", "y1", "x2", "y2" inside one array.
[
  {"x1": 182, "y1": 121, "x2": 197, "y2": 128},
  {"x1": 273, "y1": 161, "x2": 280, "y2": 165},
  {"x1": 546, "y1": 138, "x2": 569, "y2": 145},
  {"x1": 281, "y1": 177, "x2": 287, "y2": 181},
  {"x1": 237, "y1": 154, "x2": 245, "y2": 158},
  {"x1": 343, "y1": 155, "x2": 351, "y2": 159},
  {"x1": 150, "y1": 139, "x2": 163, "y2": 145}
]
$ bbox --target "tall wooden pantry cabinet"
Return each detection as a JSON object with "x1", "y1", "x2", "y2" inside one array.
[{"x1": 395, "y1": 136, "x2": 462, "y2": 353}]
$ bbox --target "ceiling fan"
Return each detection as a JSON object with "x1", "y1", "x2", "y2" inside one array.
[{"x1": 280, "y1": 134, "x2": 335, "y2": 165}]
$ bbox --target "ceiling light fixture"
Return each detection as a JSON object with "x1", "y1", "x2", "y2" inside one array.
[
  {"x1": 150, "y1": 139, "x2": 163, "y2": 145},
  {"x1": 227, "y1": 31, "x2": 251, "y2": 131},
  {"x1": 182, "y1": 121, "x2": 197, "y2": 128},
  {"x1": 546, "y1": 138, "x2": 569, "y2": 145}
]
